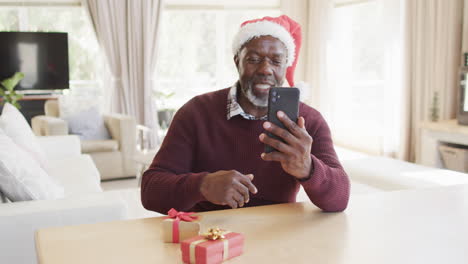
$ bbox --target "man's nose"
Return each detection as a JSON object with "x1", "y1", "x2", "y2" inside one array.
[{"x1": 257, "y1": 60, "x2": 274, "y2": 76}]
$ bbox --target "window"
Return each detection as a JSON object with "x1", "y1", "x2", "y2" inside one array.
[
  {"x1": 154, "y1": 3, "x2": 281, "y2": 110},
  {"x1": 326, "y1": 0, "x2": 403, "y2": 156},
  {"x1": 0, "y1": 5, "x2": 103, "y2": 95}
]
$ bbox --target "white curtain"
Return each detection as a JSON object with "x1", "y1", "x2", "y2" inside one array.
[
  {"x1": 82, "y1": 0, "x2": 162, "y2": 146},
  {"x1": 280, "y1": 0, "x2": 333, "y2": 108},
  {"x1": 402, "y1": 0, "x2": 463, "y2": 161},
  {"x1": 286, "y1": 0, "x2": 403, "y2": 156}
]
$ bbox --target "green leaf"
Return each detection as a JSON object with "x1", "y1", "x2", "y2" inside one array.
[
  {"x1": 0, "y1": 72, "x2": 25, "y2": 110},
  {"x1": 0, "y1": 72, "x2": 25, "y2": 91}
]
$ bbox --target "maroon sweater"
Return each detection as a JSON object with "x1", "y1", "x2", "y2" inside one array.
[{"x1": 141, "y1": 88, "x2": 350, "y2": 213}]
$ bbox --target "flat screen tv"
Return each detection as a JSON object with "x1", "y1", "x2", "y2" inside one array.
[{"x1": 0, "y1": 32, "x2": 69, "y2": 91}]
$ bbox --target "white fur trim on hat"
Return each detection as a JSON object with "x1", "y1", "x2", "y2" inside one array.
[{"x1": 232, "y1": 20, "x2": 296, "y2": 67}]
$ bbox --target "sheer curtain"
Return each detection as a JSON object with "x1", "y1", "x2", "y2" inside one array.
[
  {"x1": 283, "y1": 0, "x2": 463, "y2": 160},
  {"x1": 325, "y1": 0, "x2": 404, "y2": 156},
  {"x1": 282, "y1": 0, "x2": 402, "y2": 155},
  {"x1": 402, "y1": 0, "x2": 463, "y2": 162},
  {"x1": 280, "y1": 0, "x2": 333, "y2": 108},
  {"x1": 82, "y1": 0, "x2": 162, "y2": 146}
]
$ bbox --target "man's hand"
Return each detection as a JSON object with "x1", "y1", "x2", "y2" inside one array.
[
  {"x1": 200, "y1": 170, "x2": 258, "y2": 209},
  {"x1": 259, "y1": 111, "x2": 313, "y2": 180}
]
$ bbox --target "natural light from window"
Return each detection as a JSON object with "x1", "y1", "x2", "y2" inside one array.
[
  {"x1": 326, "y1": 0, "x2": 403, "y2": 156},
  {"x1": 154, "y1": 7, "x2": 281, "y2": 110}
]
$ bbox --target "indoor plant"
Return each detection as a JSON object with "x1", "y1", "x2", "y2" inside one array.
[
  {"x1": 0, "y1": 72, "x2": 25, "y2": 109},
  {"x1": 154, "y1": 90, "x2": 176, "y2": 129}
]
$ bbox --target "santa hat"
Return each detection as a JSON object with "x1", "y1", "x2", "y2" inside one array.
[{"x1": 232, "y1": 15, "x2": 302, "y2": 87}]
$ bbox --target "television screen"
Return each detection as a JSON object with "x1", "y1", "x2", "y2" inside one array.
[{"x1": 0, "y1": 32, "x2": 69, "y2": 90}]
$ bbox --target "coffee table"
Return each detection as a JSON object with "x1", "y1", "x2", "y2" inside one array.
[{"x1": 35, "y1": 184, "x2": 468, "y2": 263}]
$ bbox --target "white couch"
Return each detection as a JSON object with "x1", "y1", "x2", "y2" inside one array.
[
  {"x1": 337, "y1": 146, "x2": 468, "y2": 191},
  {"x1": 296, "y1": 146, "x2": 468, "y2": 202},
  {"x1": 0, "y1": 135, "x2": 135, "y2": 264}
]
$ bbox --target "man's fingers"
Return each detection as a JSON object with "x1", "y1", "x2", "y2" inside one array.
[
  {"x1": 237, "y1": 174, "x2": 258, "y2": 194},
  {"x1": 298, "y1": 116, "x2": 305, "y2": 128},
  {"x1": 233, "y1": 181, "x2": 250, "y2": 204},
  {"x1": 226, "y1": 197, "x2": 238, "y2": 209},
  {"x1": 276, "y1": 111, "x2": 302, "y2": 137},
  {"x1": 261, "y1": 151, "x2": 287, "y2": 162},
  {"x1": 263, "y1": 122, "x2": 298, "y2": 146},
  {"x1": 232, "y1": 191, "x2": 245, "y2": 208},
  {"x1": 259, "y1": 133, "x2": 295, "y2": 154}
]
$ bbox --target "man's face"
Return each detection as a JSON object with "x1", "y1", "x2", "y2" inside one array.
[{"x1": 235, "y1": 35, "x2": 288, "y2": 107}]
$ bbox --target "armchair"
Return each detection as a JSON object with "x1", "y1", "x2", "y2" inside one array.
[{"x1": 31, "y1": 100, "x2": 136, "y2": 180}]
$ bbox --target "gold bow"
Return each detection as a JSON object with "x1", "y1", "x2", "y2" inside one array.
[
  {"x1": 189, "y1": 228, "x2": 232, "y2": 263},
  {"x1": 203, "y1": 227, "x2": 225, "y2": 241}
]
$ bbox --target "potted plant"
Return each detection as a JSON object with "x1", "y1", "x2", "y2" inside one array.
[
  {"x1": 154, "y1": 90, "x2": 176, "y2": 129},
  {"x1": 0, "y1": 72, "x2": 25, "y2": 109}
]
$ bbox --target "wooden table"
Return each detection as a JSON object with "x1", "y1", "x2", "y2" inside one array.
[{"x1": 36, "y1": 184, "x2": 468, "y2": 264}]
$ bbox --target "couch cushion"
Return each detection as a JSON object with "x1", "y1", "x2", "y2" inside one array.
[
  {"x1": 0, "y1": 128, "x2": 64, "y2": 201},
  {"x1": 296, "y1": 181, "x2": 382, "y2": 203},
  {"x1": 47, "y1": 154, "x2": 102, "y2": 196},
  {"x1": 81, "y1": 140, "x2": 119, "y2": 153},
  {"x1": 342, "y1": 157, "x2": 468, "y2": 191},
  {"x1": 0, "y1": 103, "x2": 48, "y2": 169},
  {"x1": 0, "y1": 191, "x2": 126, "y2": 264},
  {"x1": 66, "y1": 107, "x2": 111, "y2": 140},
  {"x1": 37, "y1": 135, "x2": 81, "y2": 159}
]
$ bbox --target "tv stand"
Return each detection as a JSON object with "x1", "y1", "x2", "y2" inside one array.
[
  {"x1": 23, "y1": 92, "x2": 54, "y2": 96},
  {"x1": 0, "y1": 95, "x2": 59, "y2": 125}
]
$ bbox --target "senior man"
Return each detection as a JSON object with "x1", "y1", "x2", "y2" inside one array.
[{"x1": 141, "y1": 15, "x2": 350, "y2": 213}]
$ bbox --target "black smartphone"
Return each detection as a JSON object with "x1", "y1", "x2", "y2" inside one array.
[{"x1": 265, "y1": 87, "x2": 300, "y2": 153}]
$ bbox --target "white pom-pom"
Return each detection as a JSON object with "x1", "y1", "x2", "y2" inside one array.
[{"x1": 294, "y1": 81, "x2": 309, "y2": 101}]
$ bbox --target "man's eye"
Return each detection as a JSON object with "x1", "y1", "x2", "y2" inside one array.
[
  {"x1": 247, "y1": 58, "x2": 261, "y2": 63},
  {"x1": 273, "y1": 60, "x2": 282, "y2": 65}
]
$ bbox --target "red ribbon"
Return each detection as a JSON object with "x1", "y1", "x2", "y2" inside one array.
[{"x1": 164, "y1": 208, "x2": 198, "y2": 243}]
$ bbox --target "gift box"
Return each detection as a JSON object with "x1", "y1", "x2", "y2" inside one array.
[
  {"x1": 181, "y1": 228, "x2": 244, "y2": 264},
  {"x1": 162, "y1": 208, "x2": 200, "y2": 243}
]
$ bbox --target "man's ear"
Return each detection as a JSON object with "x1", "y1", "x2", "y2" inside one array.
[{"x1": 234, "y1": 54, "x2": 239, "y2": 69}]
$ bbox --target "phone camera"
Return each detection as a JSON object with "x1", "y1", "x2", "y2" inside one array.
[
  {"x1": 272, "y1": 97, "x2": 277, "y2": 102},
  {"x1": 272, "y1": 91, "x2": 277, "y2": 96}
]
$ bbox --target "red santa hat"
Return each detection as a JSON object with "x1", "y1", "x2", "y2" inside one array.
[{"x1": 232, "y1": 15, "x2": 302, "y2": 87}]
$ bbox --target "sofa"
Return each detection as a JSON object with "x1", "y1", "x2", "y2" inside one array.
[
  {"x1": 0, "y1": 135, "x2": 135, "y2": 264},
  {"x1": 31, "y1": 100, "x2": 137, "y2": 180},
  {"x1": 295, "y1": 146, "x2": 468, "y2": 202}
]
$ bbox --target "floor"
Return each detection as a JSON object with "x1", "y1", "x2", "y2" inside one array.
[
  {"x1": 101, "y1": 177, "x2": 139, "y2": 191},
  {"x1": 99, "y1": 176, "x2": 163, "y2": 219}
]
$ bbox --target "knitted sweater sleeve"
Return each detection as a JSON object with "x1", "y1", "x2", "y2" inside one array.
[
  {"x1": 300, "y1": 113, "x2": 350, "y2": 212},
  {"x1": 140, "y1": 100, "x2": 207, "y2": 214}
]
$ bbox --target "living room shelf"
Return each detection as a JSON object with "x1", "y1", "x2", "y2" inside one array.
[{"x1": 418, "y1": 119, "x2": 468, "y2": 170}]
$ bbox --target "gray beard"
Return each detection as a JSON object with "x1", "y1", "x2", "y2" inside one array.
[{"x1": 243, "y1": 84, "x2": 268, "y2": 108}]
